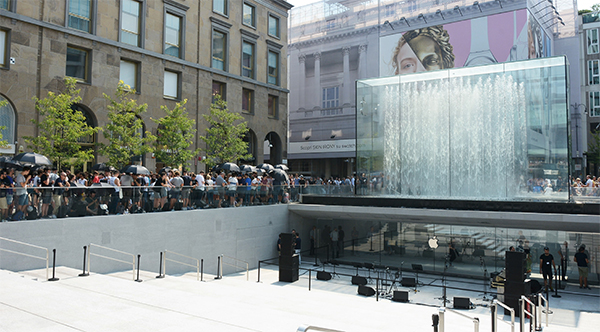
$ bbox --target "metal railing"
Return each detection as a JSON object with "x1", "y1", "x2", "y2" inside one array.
[
  {"x1": 438, "y1": 307, "x2": 479, "y2": 332},
  {"x1": 491, "y1": 299, "x2": 515, "y2": 332},
  {"x1": 537, "y1": 293, "x2": 549, "y2": 329},
  {"x1": 520, "y1": 296, "x2": 536, "y2": 332},
  {"x1": 0, "y1": 236, "x2": 49, "y2": 280},
  {"x1": 221, "y1": 254, "x2": 249, "y2": 281},
  {"x1": 87, "y1": 243, "x2": 136, "y2": 281},
  {"x1": 164, "y1": 250, "x2": 202, "y2": 281},
  {"x1": 297, "y1": 325, "x2": 344, "y2": 332}
]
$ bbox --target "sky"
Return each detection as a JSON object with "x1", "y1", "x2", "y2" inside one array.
[{"x1": 288, "y1": 0, "x2": 599, "y2": 11}]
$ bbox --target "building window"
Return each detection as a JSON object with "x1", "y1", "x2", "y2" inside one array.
[
  {"x1": 322, "y1": 86, "x2": 339, "y2": 108},
  {"x1": 121, "y1": 0, "x2": 142, "y2": 47},
  {"x1": 120, "y1": 60, "x2": 139, "y2": 91},
  {"x1": 165, "y1": 13, "x2": 181, "y2": 58},
  {"x1": 242, "y1": 88, "x2": 254, "y2": 113},
  {"x1": 212, "y1": 81, "x2": 226, "y2": 102},
  {"x1": 213, "y1": 0, "x2": 228, "y2": 16},
  {"x1": 268, "y1": 95, "x2": 278, "y2": 118},
  {"x1": 242, "y1": 41, "x2": 254, "y2": 79},
  {"x1": 326, "y1": 19, "x2": 335, "y2": 30},
  {"x1": 588, "y1": 29, "x2": 599, "y2": 54},
  {"x1": 163, "y1": 70, "x2": 179, "y2": 99},
  {"x1": 212, "y1": 29, "x2": 227, "y2": 71},
  {"x1": 68, "y1": 0, "x2": 93, "y2": 33},
  {"x1": 268, "y1": 50, "x2": 279, "y2": 85},
  {"x1": 385, "y1": 4, "x2": 395, "y2": 16},
  {"x1": 591, "y1": 92, "x2": 600, "y2": 117},
  {"x1": 589, "y1": 60, "x2": 600, "y2": 85},
  {"x1": 0, "y1": 95, "x2": 15, "y2": 145},
  {"x1": 0, "y1": 29, "x2": 7, "y2": 69},
  {"x1": 268, "y1": 14, "x2": 280, "y2": 38},
  {"x1": 0, "y1": 0, "x2": 10, "y2": 10},
  {"x1": 243, "y1": 3, "x2": 255, "y2": 28},
  {"x1": 66, "y1": 46, "x2": 90, "y2": 82}
]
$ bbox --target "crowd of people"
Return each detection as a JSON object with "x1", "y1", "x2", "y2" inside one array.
[{"x1": 0, "y1": 167, "x2": 300, "y2": 221}]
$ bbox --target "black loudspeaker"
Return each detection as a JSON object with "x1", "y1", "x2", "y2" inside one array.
[
  {"x1": 358, "y1": 285, "x2": 376, "y2": 297},
  {"x1": 279, "y1": 255, "x2": 299, "y2": 268},
  {"x1": 279, "y1": 254, "x2": 299, "y2": 283},
  {"x1": 317, "y1": 271, "x2": 332, "y2": 281},
  {"x1": 530, "y1": 279, "x2": 542, "y2": 293},
  {"x1": 351, "y1": 276, "x2": 367, "y2": 285},
  {"x1": 392, "y1": 291, "x2": 409, "y2": 302},
  {"x1": 504, "y1": 279, "x2": 531, "y2": 310},
  {"x1": 401, "y1": 277, "x2": 416, "y2": 287},
  {"x1": 280, "y1": 233, "x2": 295, "y2": 256},
  {"x1": 453, "y1": 297, "x2": 471, "y2": 309},
  {"x1": 473, "y1": 249, "x2": 485, "y2": 257},
  {"x1": 505, "y1": 251, "x2": 526, "y2": 282},
  {"x1": 279, "y1": 268, "x2": 299, "y2": 282}
]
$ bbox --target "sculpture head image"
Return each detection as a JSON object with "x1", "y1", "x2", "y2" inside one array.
[{"x1": 391, "y1": 25, "x2": 455, "y2": 75}]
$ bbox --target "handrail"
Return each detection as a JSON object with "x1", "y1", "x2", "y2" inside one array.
[
  {"x1": 164, "y1": 250, "x2": 201, "y2": 281},
  {"x1": 88, "y1": 243, "x2": 136, "y2": 281},
  {"x1": 221, "y1": 254, "x2": 249, "y2": 281},
  {"x1": 438, "y1": 307, "x2": 479, "y2": 332},
  {"x1": 520, "y1": 295, "x2": 536, "y2": 332},
  {"x1": 297, "y1": 325, "x2": 344, "y2": 332},
  {"x1": 492, "y1": 299, "x2": 515, "y2": 332},
  {"x1": 537, "y1": 293, "x2": 549, "y2": 328},
  {"x1": 0, "y1": 236, "x2": 49, "y2": 280}
]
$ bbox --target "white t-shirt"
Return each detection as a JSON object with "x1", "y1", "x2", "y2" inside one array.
[
  {"x1": 228, "y1": 176, "x2": 238, "y2": 190},
  {"x1": 195, "y1": 174, "x2": 205, "y2": 189}
]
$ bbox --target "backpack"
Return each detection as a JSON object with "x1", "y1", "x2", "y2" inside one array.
[{"x1": 11, "y1": 210, "x2": 24, "y2": 221}]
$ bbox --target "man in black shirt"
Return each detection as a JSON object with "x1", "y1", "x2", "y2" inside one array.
[
  {"x1": 539, "y1": 246, "x2": 557, "y2": 291},
  {"x1": 574, "y1": 246, "x2": 591, "y2": 289},
  {"x1": 295, "y1": 232, "x2": 302, "y2": 265}
]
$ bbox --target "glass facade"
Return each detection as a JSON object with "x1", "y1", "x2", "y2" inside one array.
[
  {"x1": 121, "y1": 0, "x2": 141, "y2": 47},
  {"x1": 68, "y1": 0, "x2": 92, "y2": 33},
  {"x1": 165, "y1": 13, "x2": 181, "y2": 58},
  {"x1": 356, "y1": 57, "x2": 570, "y2": 201},
  {"x1": 304, "y1": 218, "x2": 600, "y2": 283}
]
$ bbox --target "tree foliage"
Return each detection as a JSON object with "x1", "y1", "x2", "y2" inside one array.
[
  {"x1": 0, "y1": 98, "x2": 9, "y2": 149},
  {"x1": 153, "y1": 99, "x2": 199, "y2": 168},
  {"x1": 199, "y1": 94, "x2": 251, "y2": 168},
  {"x1": 100, "y1": 81, "x2": 154, "y2": 169},
  {"x1": 24, "y1": 77, "x2": 98, "y2": 168}
]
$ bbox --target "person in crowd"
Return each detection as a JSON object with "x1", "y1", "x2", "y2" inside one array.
[
  {"x1": 295, "y1": 232, "x2": 302, "y2": 265},
  {"x1": 181, "y1": 170, "x2": 192, "y2": 210},
  {"x1": 215, "y1": 172, "x2": 226, "y2": 208},
  {"x1": 169, "y1": 171, "x2": 183, "y2": 210},
  {"x1": 227, "y1": 173, "x2": 238, "y2": 207},
  {"x1": 330, "y1": 227, "x2": 339, "y2": 258},
  {"x1": 15, "y1": 167, "x2": 31, "y2": 215},
  {"x1": 338, "y1": 226, "x2": 345, "y2": 257}
]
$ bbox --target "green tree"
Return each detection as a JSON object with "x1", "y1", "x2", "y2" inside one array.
[
  {"x1": 199, "y1": 94, "x2": 251, "y2": 168},
  {"x1": 100, "y1": 81, "x2": 154, "y2": 169},
  {"x1": 0, "y1": 99, "x2": 9, "y2": 149},
  {"x1": 153, "y1": 99, "x2": 199, "y2": 168},
  {"x1": 24, "y1": 77, "x2": 98, "y2": 168}
]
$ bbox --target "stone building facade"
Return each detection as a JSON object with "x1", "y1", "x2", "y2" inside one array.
[{"x1": 0, "y1": 0, "x2": 292, "y2": 172}]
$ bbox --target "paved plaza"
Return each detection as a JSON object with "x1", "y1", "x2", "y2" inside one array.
[{"x1": 0, "y1": 261, "x2": 599, "y2": 332}]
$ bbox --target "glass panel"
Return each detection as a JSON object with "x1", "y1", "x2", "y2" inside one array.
[
  {"x1": 268, "y1": 95, "x2": 277, "y2": 117},
  {"x1": 243, "y1": 3, "x2": 255, "y2": 27},
  {"x1": 212, "y1": 81, "x2": 225, "y2": 101},
  {"x1": 268, "y1": 51, "x2": 278, "y2": 85},
  {"x1": 165, "y1": 13, "x2": 180, "y2": 57},
  {"x1": 66, "y1": 47, "x2": 88, "y2": 81},
  {"x1": 242, "y1": 41, "x2": 253, "y2": 78},
  {"x1": 0, "y1": 30, "x2": 5, "y2": 67},
  {"x1": 164, "y1": 71, "x2": 178, "y2": 98},
  {"x1": 242, "y1": 89, "x2": 253, "y2": 113},
  {"x1": 120, "y1": 60, "x2": 137, "y2": 90},
  {"x1": 269, "y1": 15, "x2": 279, "y2": 37},
  {"x1": 0, "y1": 95, "x2": 15, "y2": 143},
  {"x1": 213, "y1": 0, "x2": 227, "y2": 15},
  {"x1": 356, "y1": 57, "x2": 569, "y2": 201},
  {"x1": 212, "y1": 30, "x2": 225, "y2": 70},
  {"x1": 68, "y1": 0, "x2": 91, "y2": 32},
  {"x1": 0, "y1": 0, "x2": 9, "y2": 10},
  {"x1": 121, "y1": 0, "x2": 140, "y2": 47}
]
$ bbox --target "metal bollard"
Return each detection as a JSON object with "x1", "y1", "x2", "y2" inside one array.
[
  {"x1": 552, "y1": 268, "x2": 561, "y2": 298},
  {"x1": 491, "y1": 302, "x2": 496, "y2": 332},
  {"x1": 215, "y1": 256, "x2": 222, "y2": 279},
  {"x1": 48, "y1": 248, "x2": 59, "y2": 281},
  {"x1": 201, "y1": 259, "x2": 204, "y2": 281},
  {"x1": 135, "y1": 254, "x2": 142, "y2": 282},
  {"x1": 156, "y1": 251, "x2": 165, "y2": 278},
  {"x1": 78, "y1": 245, "x2": 89, "y2": 277},
  {"x1": 432, "y1": 313, "x2": 439, "y2": 332}
]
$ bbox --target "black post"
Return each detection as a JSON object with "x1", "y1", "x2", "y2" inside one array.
[
  {"x1": 432, "y1": 314, "x2": 439, "y2": 332},
  {"x1": 215, "y1": 256, "x2": 222, "y2": 279},
  {"x1": 78, "y1": 245, "x2": 89, "y2": 277},
  {"x1": 48, "y1": 248, "x2": 59, "y2": 281},
  {"x1": 552, "y1": 268, "x2": 561, "y2": 298},
  {"x1": 309, "y1": 269, "x2": 311, "y2": 291},
  {"x1": 491, "y1": 305, "x2": 496, "y2": 332},
  {"x1": 135, "y1": 254, "x2": 142, "y2": 282},
  {"x1": 201, "y1": 259, "x2": 204, "y2": 281},
  {"x1": 156, "y1": 251, "x2": 164, "y2": 279},
  {"x1": 257, "y1": 260, "x2": 261, "y2": 283},
  {"x1": 376, "y1": 273, "x2": 379, "y2": 302}
]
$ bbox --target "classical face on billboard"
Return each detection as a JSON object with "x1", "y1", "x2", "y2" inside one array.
[
  {"x1": 391, "y1": 26, "x2": 455, "y2": 75},
  {"x1": 528, "y1": 17, "x2": 543, "y2": 59}
]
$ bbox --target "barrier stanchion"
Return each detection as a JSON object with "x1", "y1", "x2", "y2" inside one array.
[
  {"x1": 257, "y1": 260, "x2": 261, "y2": 283},
  {"x1": 552, "y1": 267, "x2": 561, "y2": 298},
  {"x1": 135, "y1": 254, "x2": 142, "y2": 282},
  {"x1": 78, "y1": 245, "x2": 89, "y2": 277},
  {"x1": 215, "y1": 256, "x2": 222, "y2": 279},
  {"x1": 309, "y1": 269, "x2": 312, "y2": 291},
  {"x1": 201, "y1": 259, "x2": 204, "y2": 281},
  {"x1": 156, "y1": 251, "x2": 164, "y2": 279},
  {"x1": 48, "y1": 248, "x2": 59, "y2": 281}
]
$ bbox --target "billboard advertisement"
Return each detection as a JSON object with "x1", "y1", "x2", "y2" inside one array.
[{"x1": 379, "y1": 9, "x2": 548, "y2": 76}]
